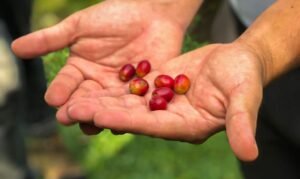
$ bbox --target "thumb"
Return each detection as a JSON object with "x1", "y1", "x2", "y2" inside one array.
[
  {"x1": 226, "y1": 80, "x2": 263, "y2": 161},
  {"x1": 11, "y1": 14, "x2": 79, "y2": 59}
]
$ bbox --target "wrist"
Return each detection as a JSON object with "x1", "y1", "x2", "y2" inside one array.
[
  {"x1": 235, "y1": 34, "x2": 272, "y2": 85},
  {"x1": 152, "y1": 0, "x2": 204, "y2": 30},
  {"x1": 236, "y1": 24, "x2": 300, "y2": 86},
  {"x1": 107, "y1": 0, "x2": 203, "y2": 30},
  {"x1": 235, "y1": 0, "x2": 300, "y2": 85}
]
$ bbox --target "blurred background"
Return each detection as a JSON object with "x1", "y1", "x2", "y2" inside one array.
[{"x1": 10, "y1": 0, "x2": 242, "y2": 178}]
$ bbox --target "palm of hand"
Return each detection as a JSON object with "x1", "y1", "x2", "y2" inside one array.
[
  {"x1": 50, "y1": 1, "x2": 184, "y2": 106},
  {"x1": 69, "y1": 1, "x2": 183, "y2": 68},
  {"x1": 12, "y1": 0, "x2": 184, "y2": 107},
  {"x1": 66, "y1": 44, "x2": 265, "y2": 161}
]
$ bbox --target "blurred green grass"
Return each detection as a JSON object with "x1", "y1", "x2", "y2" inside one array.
[{"x1": 34, "y1": 0, "x2": 243, "y2": 178}]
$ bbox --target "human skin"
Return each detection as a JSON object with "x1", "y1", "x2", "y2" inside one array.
[
  {"x1": 65, "y1": 44, "x2": 262, "y2": 162},
  {"x1": 12, "y1": 0, "x2": 203, "y2": 133},
  {"x1": 12, "y1": 0, "x2": 300, "y2": 161},
  {"x1": 56, "y1": 0, "x2": 300, "y2": 162}
]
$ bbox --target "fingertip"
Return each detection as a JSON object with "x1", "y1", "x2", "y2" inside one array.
[
  {"x1": 45, "y1": 85, "x2": 69, "y2": 107},
  {"x1": 67, "y1": 101, "x2": 97, "y2": 122},
  {"x1": 11, "y1": 40, "x2": 17, "y2": 55},
  {"x1": 79, "y1": 123, "x2": 103, "y2": 135},
  {"x1": 56, "y1": 105, "x2": 75, "y2": 126},
  {"x1": 11, "y1": 34, "x2": 47, "y2": 59},
  {"x1": 45, "y1": 64, "x2": 84, "y2": 107},
  {"x1": 231, "y1": 133, "x2": 259, "y2": 162},
  {"x1": 11, "y1": 37, "x2": 28, "y2": 58},
  {"x1": 243, "y1": 143, "x2": 259, "y2": 162},
  {"x1": 226, "y1": 112, "x2": 259, "y2": 161},
  {"x1": 111, "y1": 130, "x2": 126, "y2": 135}
]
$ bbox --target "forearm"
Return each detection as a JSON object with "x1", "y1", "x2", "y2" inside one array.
[
  {"x1": 237, "y1": 0, "x2": 300, "y2": 84},
  {"x1": 152, "y1": 0, "x2": 204, "y2": 29},
  {"x1": 107, "y1": 0, "x2": 204, "y2": 30}
]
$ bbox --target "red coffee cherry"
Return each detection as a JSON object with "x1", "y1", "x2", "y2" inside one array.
[
  {"x1": 136, "y1": 60, "x2": 151, "y2": 77},
  {"x1": 119, "y1": 64, "x2": 135, "y2": 82},
  {"x1": 129, "y1": 78, "x2": 149, "y2": 96},
  {"x1": 152, "y1": 87, "x2": 174, "y2": 102},
  {"x1": 154, "y1": 75, "x2": 174, "y2": 89},
  {"x1": 174, "y1": 74, "x2": 191, "y2": 94},
  {"x1": 149, "y1": 96, "x2": 168, "y2": 111}
]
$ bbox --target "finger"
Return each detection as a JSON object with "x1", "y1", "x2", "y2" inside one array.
[
  {"x1": 56, "y1": 80, "x2": 104, "y2": 125},
  {"x1": 68, "y1": 99, "x2": 100, "y2": 122},
  {"x1": 45, "y1": 64, "x2": 84, "y2": 107},
  {"x1": 94, "y1": 107, "x2": 197, "y2": 141},
  {"x1": 11, "y1": 15, "x2": 78, "y2": 58},
  {"x1": 72, "y1": 81, "x2": 105, "y2": 134},
  {"x1": 111, "y1": 130, "x2": 126, "y2": 135},
  {"x1": 56, "y1": 105, "x2": 75, "y2": 126},
  {"x1": 79, "y1": 123, "x2": 103, "y2": 135},
  {"x1": 226, "y1": 82, "x2": 262, "y2": 161},
  {"x1": 67, "y1": 57, "x2": 122, "y2": 88},
  {"x1": 67, "y1": 88, "x2": 127, "y2": 122},
  {"x1": 69, "y1": 95, "x2": 204, "y2": 142}
]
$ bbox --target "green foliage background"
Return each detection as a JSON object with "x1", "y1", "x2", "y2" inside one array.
[{"x1": 35, "y1": 0, "x2": 242, "y2": 178}]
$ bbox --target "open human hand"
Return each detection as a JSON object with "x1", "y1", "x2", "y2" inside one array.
[
  {"x1": 63, "y1": 43, "x2": 265, "y2": 161},
  {"x1": 12, "y1": 0, "x2": 184, "y2": 107},
  {"x1": 11, "y1": 0, "x2": 185, "y2": 133}
]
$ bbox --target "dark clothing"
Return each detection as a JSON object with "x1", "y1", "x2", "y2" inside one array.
[
  {"x1": 0, "y1": 21, "x2": 30, "y2": 179},
  {"x1": 1, "y1": 0, "x2": 52, "y2": 124},
  {"x1": 0, "y1": 0, "x2": 32, "y2": 38},
  {"x1": 0, "y1": 0, "x2": 54, "y2": 178}
]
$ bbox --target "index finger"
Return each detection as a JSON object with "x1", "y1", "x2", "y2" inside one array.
[{"x1": 11, "y1": 14, "x2": 79, "y2": 58}]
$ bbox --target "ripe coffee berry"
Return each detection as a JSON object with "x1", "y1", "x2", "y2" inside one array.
[
  {"x1": 152, "y1": 87, "x2": 174, "y2": 102},
  {"x1": 174, "y1": 74, "x2": 190, "y2": 94},
  {"x1": 136, "y1": 60, "x2": 151, "y2": 77},
  {"x1": 149, "y1": 96, "x2": 168, "y2": 111},
  {"x1": 129, "y1": 78, "x2": 149, "y2": 96},
  {"x1": 154, "y1": 75, "x2": 174, "y2": 89},
  {"x1": 119, "y1": 64, "x2": 135, "y2": 82}
]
